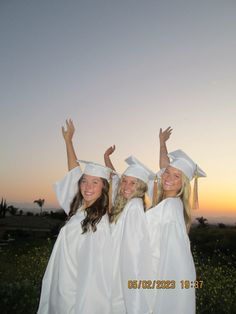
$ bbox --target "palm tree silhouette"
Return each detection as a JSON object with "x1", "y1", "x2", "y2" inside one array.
[
  {"x1": 196, "y1": 216, "x2": 208, "y2": 227},
  {"x1": 0, "y1": 198, "x2": 7, "y2": 218},
  {"x1": 34, "y1": 198, "x2": 45, "y2": 215}
]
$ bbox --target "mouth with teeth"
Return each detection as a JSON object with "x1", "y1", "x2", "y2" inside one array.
[{"x1": 122, "y1": 190, "x2": 133, "y2": 198}]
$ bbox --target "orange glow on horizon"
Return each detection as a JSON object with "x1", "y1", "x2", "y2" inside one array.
[{"x1": 1, "y1": 173, "x2": 235, "y2": 215}]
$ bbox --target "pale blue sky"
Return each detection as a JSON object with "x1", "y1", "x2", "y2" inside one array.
[{"x1": 0, "y1": 0, "x2": 235, "y2": 215}]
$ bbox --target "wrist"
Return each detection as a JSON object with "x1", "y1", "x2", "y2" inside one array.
[{"x1": 65, "y1": 138, "x2": 73, "y2": 143}]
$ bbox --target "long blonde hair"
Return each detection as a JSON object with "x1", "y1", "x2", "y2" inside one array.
[
  {"x1": 157, "y1": 172, "x2": 192, "y2": 232},
  {"x1": 109, "y1": 176, "x2": 147, "y2": 223}
]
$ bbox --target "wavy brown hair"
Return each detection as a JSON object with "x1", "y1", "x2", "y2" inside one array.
[
  {"x1": 67, "y1": 175, "x2": 109, "y2": 233},
  {"x1": 109, "y1": 176, "x2": 147, "y2": 223}
]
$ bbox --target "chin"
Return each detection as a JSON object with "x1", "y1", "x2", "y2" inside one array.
[{"x1": 122, "y1": 195, "x2": 130, "y2": 200}]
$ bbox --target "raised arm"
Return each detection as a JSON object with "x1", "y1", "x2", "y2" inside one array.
[
  {"x1": 62, "y1": 119, "x2": 80, "y2": 171},
  {"x1": 159, "y1": 127, "x2": 172, "y2": 169},
  {"x1": 104, "y1": 145, "x2": 116, "y2": 171}
]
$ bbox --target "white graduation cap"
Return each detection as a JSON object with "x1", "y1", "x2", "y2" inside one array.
[
  {"x1": 167, "y1": 149, "x2": 207, "y2": 209},
  {"x1": 168, "y1": 150, "x2": 207, "y2": 181},
  {"x1": 123, "y1": 156, "x2": 156, "y2": 184},
  {"x1": 78, "y1": 160, "x2": 112, "y2": 181}
]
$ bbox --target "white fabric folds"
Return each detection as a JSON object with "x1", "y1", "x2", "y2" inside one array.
[
  {"x1": 146, "y1": 197, "x2": 196, "y2": 314},
  {"x1": 38, "y1": 167, "x2": 113, "y2": 314},
  {"x1": 111, "y1": 198, "x2": 154, "y2": 314},
  {"x1": 37, "y1": 210, "x2": 113, "y2": 314},
  {"x1": 54, "y1": 166, "x2": 83, "y2": 215}
]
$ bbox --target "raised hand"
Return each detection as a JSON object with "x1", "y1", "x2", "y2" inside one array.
[
  {"x1": 61, "y1": 119, "x2": 78, "y2": 171},
  {"x1": 104, "y1": 145, "x2": 116, "y2": 171},
  {"x1": 159, "y1": 126, "x2": 172, "y2": 144},
  {"x1": 104, "y1": 145, "x2": 116, "y2": 158},
  {"x1": 159, "y1": 127, "x2": 172, "y2": 169},
  {"x1": 62, "y1": 119, "x2": 75, "y2": 143}
]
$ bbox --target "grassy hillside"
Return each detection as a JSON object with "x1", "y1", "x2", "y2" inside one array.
[
  {"x1": 189, "y1": 226, "x2": 236, "y2": 313},
  {"x1": 0, "y1": 221, "x2": 235, "y2": 313}
]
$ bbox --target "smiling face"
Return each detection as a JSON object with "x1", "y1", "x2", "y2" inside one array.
[
  {"x1": 120, "y1": 175, "x2": 138, "y2": 199},
  {"x1": 161, "y1": 166, "x2": 183, "y2": 197},
  {"x1": 79, "y1": 174, "x2": 104, "y2": 207}
]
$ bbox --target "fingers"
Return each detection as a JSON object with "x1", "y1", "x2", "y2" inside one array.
[
  {"x1": 62, "y1": 119, "x2": 75, "y2": 141},
  {"x1": 162, "y1": 126, "x2": 173, "y2": 135},
  {"x1": 64, "y1": 119, "x2": 69, "y2": 132},
  {"x1": 108, "y1": 145, "x2": 115, "y2": 151},
  {"x1": 165, "y1": 126, "x2": 172, "y2": 133},
  {"x1": 66, "y1": 119, "x2": 73, "y2": 128},
  {"x1": 159, "y1": 126, "x2": 173, "y2": 142},
  {"x1": 68, "y1": 119, "x2": 75, "y2": 130},
  {"x1": 104, "y1": 145, "x2": 116, "y2": 156},
  {"x1": 162, "y1": 126, "x2": 172, "y2": 133},
  {"x1": 64, "y1": 119, "x2": 75, "y2": 132}
]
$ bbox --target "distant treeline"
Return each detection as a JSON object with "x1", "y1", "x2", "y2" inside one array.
[{"x1": 190, "y1": 225, "x2": 236, "y2": 257}]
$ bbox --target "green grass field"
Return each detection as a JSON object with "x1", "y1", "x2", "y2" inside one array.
[{"x1": 0, "y1": 225, "x2": 235, "y2": 313}]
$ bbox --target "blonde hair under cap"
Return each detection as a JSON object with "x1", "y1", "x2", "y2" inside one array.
[
  {"x1": 167, "y1": 150, "x2": 207, "y2": 209},
  {"x1": 124, "y1": 156, "x2": 157, "y2": 208},
  {"x1": 109, "y1": 156, "x2": 155, "y2": 223},
  {"x1": 167, "y1": 150, "x2": 206, "y2": 181}
]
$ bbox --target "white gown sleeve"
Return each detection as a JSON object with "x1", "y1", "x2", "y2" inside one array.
[
  {"x1": 120, "y1": 198, "x2": 154, "y2": 314},
  {"x1": 37, "y1": 224, "x2": 79, "y2": 314},
  {"x1": 53, "y1": 166, "x2": 83, "y2": 215},
  {"x1": 150, "y1": 199, "x2": 196, "y2": 314},
  {"x1": 111, "y1": 174, "x2": 120, "y2": 205}
]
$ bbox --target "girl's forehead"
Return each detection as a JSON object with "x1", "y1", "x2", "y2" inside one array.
[
  {"x1": 82, "y1": 174, "x2": 102, "y2": 181},
  {"x1": 165, "y1": 166, "x2": 182, "y2": 175},
  {"x1": 122, "y1": 175, "x2": 138, "y2": 181}
]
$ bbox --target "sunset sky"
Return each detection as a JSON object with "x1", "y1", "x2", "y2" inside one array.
[{"x1": 0, "y1": 0, "x2": 235, "y2": 219}]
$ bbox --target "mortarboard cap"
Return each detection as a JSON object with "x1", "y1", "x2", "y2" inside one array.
[
  {"x1": 167, "y1": 150, "x2": 206, "y2": 209},
  {"x1": 78, "y1": 160, "x2": 112, "y2": 181},
  {"x1": 123, "y1": 156, "x2": 156, "y2": 184},
  {"x1": 168, "y1": 150, "x2": 206, "y2": 181}
]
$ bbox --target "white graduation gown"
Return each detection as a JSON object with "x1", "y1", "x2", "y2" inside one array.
[
  {"x1": 111, "y1": 198, "x2": 154, "y2": 314},
  {"x1": 38, "y1": 168, "x2": 113, "y2": 314},
  {"x1": 37, "y1": 209, "x2": 112, "y2": 314},
  {"x1": 146, "y1": 197, "x2": 196, "y2": 314}
]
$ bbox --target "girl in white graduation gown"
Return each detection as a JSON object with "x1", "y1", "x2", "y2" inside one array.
[
  {"x1": 146, "y1": 133, "x2": 206, "y2": 314},
  {"x1": 105, "y1": 149, "x2": 155, "y2": 314},
  {"x1": 37, "y1": 120, "x2": 113, "y2": 314}
]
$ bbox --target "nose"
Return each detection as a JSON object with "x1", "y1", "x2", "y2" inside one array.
[
  {"x1": 164, "y1": 173, "x2": 172, "y2": 180},
  {"x1": 85, "y1": 182, "x2": 93, "y2": 190},
  {"x1": 127, "y1": 182, "x2": 134, "y2": 190}
]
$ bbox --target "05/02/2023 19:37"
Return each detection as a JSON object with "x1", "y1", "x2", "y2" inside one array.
[{"x1": 128, "y1": 280, "x2": 203, "y2": 289}]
